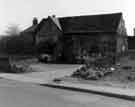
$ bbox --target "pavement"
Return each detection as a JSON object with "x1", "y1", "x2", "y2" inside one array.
[
  {"x1": 1, "y1": 78, "x2": 135, "y2": 107},
  {"x1": 1, "y1": 64, "x2": 135, "y2": 100},
  {"x1": 0, "y1": 64, "x2": 81, "y2": 84},
  {"x1": 44, "y1": 81, "x2": 135, "y2": 100}
]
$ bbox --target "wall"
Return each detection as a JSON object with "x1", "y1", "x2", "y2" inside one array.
[
  {"x1": 116, "y1": 36, "x2": 127, "y2": 54},
  {"x1": 62, "y1": 33, "x2": 116, "y2": 63},
  {"x1": 36, "y1": 17, "x2": 62, "y2": 60}
]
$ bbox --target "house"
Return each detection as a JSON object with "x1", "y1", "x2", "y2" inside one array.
[
  {"x1": 22, "y1": 12, "x2": 128, "y2": 63},
  {"x1": 58, "y1": 13, "x2": 127, "y2": 63},
  {"x1": 35, "y1": 15, "x2": 63, "y2": 60},
  {"x1": 21, "y1": 17, "x2": 38, "y2": 46},
  {"x1": 127, "y1": 36, "x2": 135, "y2": 56},
  {"x1": 127, "y1": 28, "x2": 135, "y2": 50},
  {"x1": 128, "y1": 36, "x2": 135, "y2": 49},
  {"x1": 6, "y1": 18, "x2": 39, "y2": 54}
]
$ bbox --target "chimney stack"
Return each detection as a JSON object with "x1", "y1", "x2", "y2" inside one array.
[
  {"x1": 52, "y1": 14, "x2": 56, "y2": 18},
  {"x1": 33, "y1": 17, "x2": 38, "y2": 26}
]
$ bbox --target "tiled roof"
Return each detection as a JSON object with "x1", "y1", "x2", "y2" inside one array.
[
  {"x1": 22, "y1": 24, "x2": 38, "y2": 33},
  {"x1": 59, "y1": 13, "x2": 122, "y2": 34}
]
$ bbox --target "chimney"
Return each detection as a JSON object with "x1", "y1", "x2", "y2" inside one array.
[
  {"x1": 52, "y1": 14, "x2": 56, "y2": 18},
  {"x1": 33, "y1": 17, "x2": 38, "y2": 26},
  {"x1": 48, "y1": 15, "x2": 56, "y2": 19}
]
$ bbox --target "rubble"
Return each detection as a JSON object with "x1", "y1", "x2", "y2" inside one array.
[
  {"x1": 71, "y1": 57, "x2": 114, "y2": 80},
  {"x1": 10, "y1": 63, "x2": 31, "y2": 73},
  {"x1": 127, "y1": 70, "x2": 135, "y2": 81}
]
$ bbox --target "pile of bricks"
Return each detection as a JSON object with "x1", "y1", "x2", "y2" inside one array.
[{"x1": 71, "y1": 58, "x2": 114, "y2": 80}]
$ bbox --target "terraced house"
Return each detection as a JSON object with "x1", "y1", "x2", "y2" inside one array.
[{"x1": 22, "y1": 12, "x2": 128, "y2": 63}]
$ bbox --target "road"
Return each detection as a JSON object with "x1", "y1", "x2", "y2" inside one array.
[{"x1": 0, "y1": 78, "x2": 135, "y2": 107}]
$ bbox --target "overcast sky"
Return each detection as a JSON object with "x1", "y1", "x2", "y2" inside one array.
[{"x1": 0, "y1": 0, "x2": 134, "y2": 35}]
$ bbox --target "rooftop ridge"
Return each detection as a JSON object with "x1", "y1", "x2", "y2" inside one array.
[{"x1": 58, "y1": 12, "x2": 122, "y2": 19}]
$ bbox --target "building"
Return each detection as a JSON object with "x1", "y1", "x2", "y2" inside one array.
[
  {"x1": 127, "y1": 36, "x2": 135, "y2": 56},
  {"x1": 127, "y1": 28, "x2": 135, "y2": 50},
  {"x1": 59, "y1": 13, "x2": 127, "y2": 63},
  {"x1": 21, "y1": 17, "x2": 39, "y2": 46},
  {"x1": 128, "y1": 36, "x2": 135, "y2": 49},
  {"x1": 35, "y1": 15, "x2": 63, "y2": 61},
  {"x1": 22, "y1": 12, "x2": 128, "y2": 63}
]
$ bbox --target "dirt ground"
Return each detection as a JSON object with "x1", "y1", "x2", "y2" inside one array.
[
  {"x1": 60, "y1": 55, "x2": 135, "y2": 89},
  {"x1": 10, "y1": 55, "x2": 135, "y2": 89}
]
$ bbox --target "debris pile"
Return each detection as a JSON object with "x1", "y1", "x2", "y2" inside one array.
[
  {"x1": 10, "y1": 64, "x2": 27, "y2": 73},
  {"x1": 127, "y1": 70, "x2": 135, "y2": 81},
  {"x1": 10, "y1": 63, "x2": 34, "y2": 73},
  {"x1": 71, "y1": 58, "x2": 115, "y2": 80}
]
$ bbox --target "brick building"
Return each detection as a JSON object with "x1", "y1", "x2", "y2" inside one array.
[{"x1": 22, "y1": 12, "x2": 128, "y2": 63}]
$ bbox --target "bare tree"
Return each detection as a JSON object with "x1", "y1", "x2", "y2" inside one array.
[{"x1": 5, "y1": 24, "x2": 21, "y2": 36}]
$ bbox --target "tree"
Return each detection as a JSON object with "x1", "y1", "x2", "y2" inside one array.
[{"x1": 5, "y1": 24, "x2": 21, "y2": 36}]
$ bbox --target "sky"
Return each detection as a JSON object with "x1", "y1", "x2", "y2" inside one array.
[{"x1": 0, "y1": 0, "x2": 134, "y2": 35}]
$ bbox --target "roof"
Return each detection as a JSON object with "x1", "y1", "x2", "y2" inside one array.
[
  {"x1": 50, "y1": 16, "x2": 62, "y2": 30},
  {"x1": 36, "y1": 16, "x2": 62, "y2": 34},
  {"x1": 22, "y1": 24, "x2": 38, "y2": 33},
  {"x1": 59, "y1": 13, "x2": 122, "y2": 34}
]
